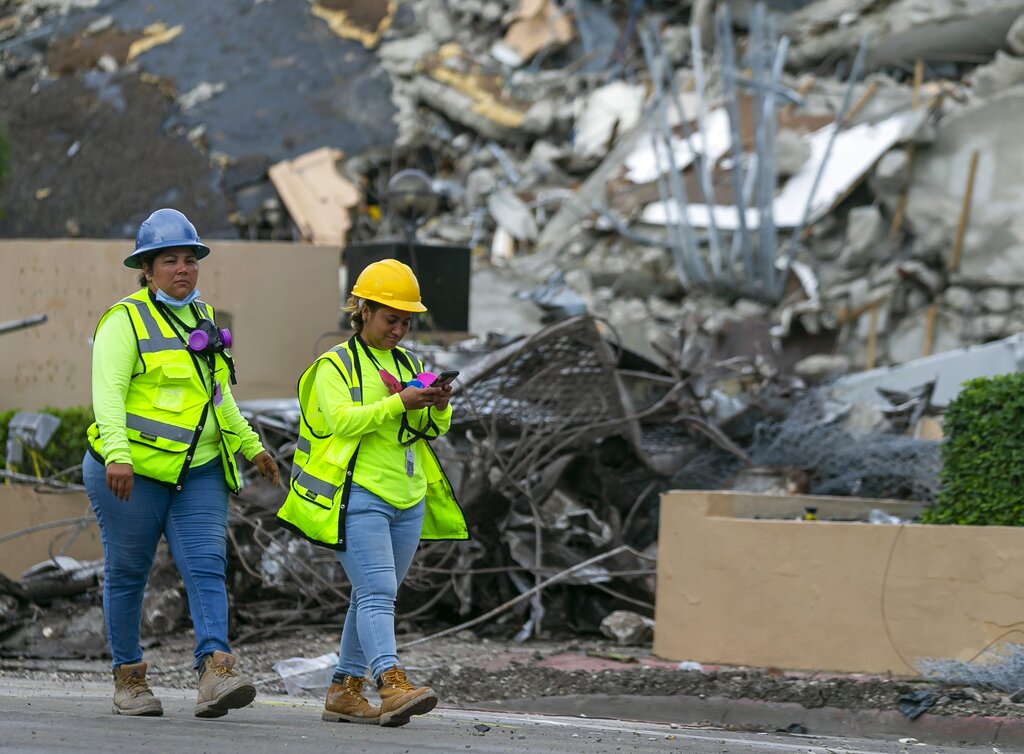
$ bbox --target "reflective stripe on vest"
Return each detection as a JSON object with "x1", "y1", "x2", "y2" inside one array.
[
  {"x1": 120, "y1": 298, "x2": 184, "y2": 353},
  {"x1": 293, "y1": 467, "x2": 339, "y2": 500},
  {"x1": 126, "y1": 413, "x2": 194, "y2": 444},
  {"x1": 296, "y1": 435, "x2": 311, "y2": 454},
  {"x1": 329, "y1": 345, "x2": 362, "y2": 401}
]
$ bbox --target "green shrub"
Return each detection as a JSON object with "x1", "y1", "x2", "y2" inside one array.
[
  {"x1": 923, "y1": 373, "x2": 1024, "y2": 526},
  {"x1": 0, "y1": 406, "x2": 95, "y2": 478}
]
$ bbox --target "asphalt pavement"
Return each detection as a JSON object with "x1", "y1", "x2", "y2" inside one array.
[{"x1": 0, "y1": 678, "x2": 998, "y2": 754}]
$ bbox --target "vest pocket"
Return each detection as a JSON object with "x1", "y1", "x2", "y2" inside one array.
[
  {"x1": 152, "y1": 363, "x2": 194, "y2": 412},
  {"x1": 290, "y1": 468, "x2": 339, "y2": 510}
]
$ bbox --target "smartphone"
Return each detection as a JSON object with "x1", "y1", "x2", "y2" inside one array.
[{"x1": 430, "y1": 370, "x2": 460, "y2": 388}]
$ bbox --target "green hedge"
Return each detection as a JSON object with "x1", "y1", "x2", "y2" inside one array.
[
  {"x1": 0, "y1": 407, "x2": 95, "y2": 478},
  {"x1": 923, "y1": 373, "x2": 1024, "y2": 526}
]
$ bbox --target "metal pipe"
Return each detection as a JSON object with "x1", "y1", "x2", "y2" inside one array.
[
  {"x1": 0, "y1": 314, "x2": 48, "y2": 336},
  {"x1": 716, "y1": 5, "x2": 756, "y2": 290},
  {"x1": 779, "y1": 34, "x2": 870, "y2": 299}
]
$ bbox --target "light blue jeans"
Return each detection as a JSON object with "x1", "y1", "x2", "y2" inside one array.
[
  {"x1": 333, "y1": 483, "x2": 424, "y2": 682},
  {"x1": 83, "y1": 453, "x2": 232, "y2": 670}
]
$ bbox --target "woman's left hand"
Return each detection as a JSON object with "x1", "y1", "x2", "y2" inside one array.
[
  {"x1": 433, "y1": 384, "x2": 453, "y2": 411},
  {"x1": 252, "y1": 451, "x2": 280, "y2": 486}
]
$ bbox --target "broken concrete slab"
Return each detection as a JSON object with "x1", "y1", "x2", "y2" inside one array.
[
  {"x1": 573, "y1": 82, "x2": 645, "y2": 159},
  {"x1": 910, "y1": 86, "x2": 1024, "y2": 285},
  {"x1": 643, "y1": 111, "x2": 919, "y2": 230},
  {"x1": 268, "y1": 147, "x2": 360, "y2": 246},
  {"x1": 787, "y1": 0, "x2": 1024, "y2": 70},
  {"x1": 967, "y1": 50, "x2": 1024, "y2": 98},
  {"x1": 378, "y1": 32, "x2": 438, "y2": 75},
  {"x1": 487, "y1": 188, "x2": 538, "y2": 242},
  {"x1": 832, "y1": 331, "x2": 1024, "y2": 407}
]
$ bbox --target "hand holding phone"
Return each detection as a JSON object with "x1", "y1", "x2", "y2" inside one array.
[{"x1": 430, "y1": 370, "x2": 460, "y2": 388}]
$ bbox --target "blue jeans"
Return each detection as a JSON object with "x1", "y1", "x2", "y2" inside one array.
[
  {"x1": 83, "y1": 453, "x2": 232, "y2": 670},
  {"x1": 334, "y1": 483, "x2": 424, "y2": 681}
]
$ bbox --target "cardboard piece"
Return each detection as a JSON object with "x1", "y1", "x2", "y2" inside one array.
[
  {"x1": 308, "y1": 0, "x2": 395, "y2": 49},
  {"x1": 491, "y1": 0, "x2": 575, "y2": 67},
  {"x1": 268, "y1": 147, "x2": 361, "y2": 247}
]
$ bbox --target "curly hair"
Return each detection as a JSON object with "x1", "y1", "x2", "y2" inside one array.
[{"x1": 341, "y1": 295, "x2": 382, "y2": 332}]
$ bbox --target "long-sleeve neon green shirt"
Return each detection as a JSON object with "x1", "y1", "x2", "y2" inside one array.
[
  {"x1": 91, "y1": 304, "x2": 264, "y2": 467},
  {"x1": 313, "y1": 344, "x2": 452, "y2": 508}
]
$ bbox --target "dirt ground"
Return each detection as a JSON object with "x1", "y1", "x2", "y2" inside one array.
[
  {"x1": 0, "y1": 72, "x2": 233, "y2": 239},
  {"x1": 2, "y1": 628, "x2": 1021, "y2": 723}
]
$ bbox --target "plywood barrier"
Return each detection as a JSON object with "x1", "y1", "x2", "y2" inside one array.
[
  {"x1": 653, "y1": 490, "x2": 1024, "y2": 675},
  {"x1": 0, "y1": 485, "x2": 102, "y2": 579},
  {"x1": 0, "y1": 239, "x2": 342, "y2": 410}
]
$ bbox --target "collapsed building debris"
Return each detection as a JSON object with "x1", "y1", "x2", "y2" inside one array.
[{"x1": 1, "y1": 313, "x2": 946, "y2": 654}]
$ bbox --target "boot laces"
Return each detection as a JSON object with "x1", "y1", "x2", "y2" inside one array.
[
  {"x1": 123, "y1": 674, "x2": 151, "y2": 697},
  {"x1": 380, "y1": 669, "x2": 415, "y2": 692},
  {"x1": 211, "y1": 663, "x2": 237, "y2": 679},
  {"x1": 342, "y1": 676, "x2": 367, "y2": 701}
]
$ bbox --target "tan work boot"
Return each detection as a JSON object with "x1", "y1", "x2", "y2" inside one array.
[
  {"x1": 321, "y1": 675, "x2": 381, "y2": 724},
  {"x1": 376, "y1": 665, "x2": 437, "y2": 727},
  {"x1": 194, "y1": 650, "x2": 257, "y2": 718},
  {"x1": 112, "y1": 662, "x2": 163, "y2": 716}
]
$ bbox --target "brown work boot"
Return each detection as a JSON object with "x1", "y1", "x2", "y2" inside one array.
[
  {"x1": 321, "y1": 675, "x2": 381, "y2": 724},
  {"x1": 112, "y1": 662, "x2": 163, "y2": 716},
  {"x1": 376, "y1": 665, "x2": 437, "y2": 727},
  {"x1": 194, "y1": 650, "x2": 257, "y2": 718}
]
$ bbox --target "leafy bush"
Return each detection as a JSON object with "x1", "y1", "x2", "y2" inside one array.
[
  {"x1": 923, "y1": 373, "x2": 1024, "y2": 526},
  {"x1": 0, "y1": 406, "x2": 95, "y2": 478}
]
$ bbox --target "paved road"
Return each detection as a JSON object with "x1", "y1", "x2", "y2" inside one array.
[{"x1": 0, "y1": 679, "x2": 994, "y2": 753}]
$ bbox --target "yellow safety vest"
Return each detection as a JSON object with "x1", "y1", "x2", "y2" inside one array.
[
  {"x1": 276, "y1": 338, "x2": 469, "y2": 551},
  {"x1": 87, "y1": 289, "x2": 244, "y2": 492}
]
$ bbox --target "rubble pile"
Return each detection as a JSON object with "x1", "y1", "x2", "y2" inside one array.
[
  {"x1": 354, "y1": 0, "x2": 1024, "y2": 377},
  {"x1": 0, "y1": 314, "x2": 944, "y2": 653},
  {"x1": 3, "y1": 0, "x2": 1024, "y2": 372}
]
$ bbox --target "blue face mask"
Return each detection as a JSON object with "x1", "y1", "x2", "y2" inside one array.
[{"x1": 155, "y1": 287, "x2": 201, "y2": 309}]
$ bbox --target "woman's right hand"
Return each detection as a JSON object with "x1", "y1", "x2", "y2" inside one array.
[
  {"x1": 106, "y1": 462, "x2": 134, "y2": 502},
  {"x1": 399, "y1": 385, "x2": 441, "y2": 411}
]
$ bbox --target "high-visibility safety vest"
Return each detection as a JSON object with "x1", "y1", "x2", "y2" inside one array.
[
  {"x1": 276, "y1": 337, "x2": 469, "y2": 551},
  {"x1": 87, "y1": 289, "x2": 244, "y2": 493}
]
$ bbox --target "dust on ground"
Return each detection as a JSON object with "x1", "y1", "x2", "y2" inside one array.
[{"x1": 1, "y1": 629, "x2": 1020, "y2": 722}]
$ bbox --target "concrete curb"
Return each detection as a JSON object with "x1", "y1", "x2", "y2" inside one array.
[{"x1": 469, "y1": 694, "x2": 1024, "y2": 748}]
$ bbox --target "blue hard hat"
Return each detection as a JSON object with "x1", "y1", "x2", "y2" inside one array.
[{"x1": 124, "y1": 208, "x2": 211, "y2": 269}]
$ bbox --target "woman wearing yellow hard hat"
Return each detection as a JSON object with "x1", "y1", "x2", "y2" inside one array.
[{"x1": 276, "y1": 259, "x2": 468, "y2": 727}]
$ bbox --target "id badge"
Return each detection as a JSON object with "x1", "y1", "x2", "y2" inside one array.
[
  {"x1": 405, "y1": 446, "x2": 415, "y2": 477},
  {"x1": 213, "y1": 382, "x2": 223, "y2": 407}
]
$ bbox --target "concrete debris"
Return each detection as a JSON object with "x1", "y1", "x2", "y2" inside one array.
[
  {"x1": 178, "y1": 81, "x2": 227, "y2": 112},
  {"x1": 600, "y1": 610, "x2": 655, "y2": 647},
  {"x1": 125, "y1": 21, "x2": 183, "y2": 62}
]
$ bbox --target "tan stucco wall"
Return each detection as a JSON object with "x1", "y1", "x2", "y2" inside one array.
[
  {"x1": 0, "y1": 486, "x2": 102, "y2": 579},
  {"x1": 653, "y1": 490, "x2": 1024, "y2": 675},
  {"x1": 0, "y1": 240, "x2": 342, "y2": 410}
]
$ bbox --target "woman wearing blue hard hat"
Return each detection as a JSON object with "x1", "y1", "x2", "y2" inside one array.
[{"x1": 82, "y1": 208, "x2": 279, "y2": 719}]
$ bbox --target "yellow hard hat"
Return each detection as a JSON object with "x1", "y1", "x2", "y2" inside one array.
[{"x1": 351, "y1": 259, "x2": 428, "y2": 312}]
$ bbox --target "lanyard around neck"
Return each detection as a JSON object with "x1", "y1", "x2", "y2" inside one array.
[{"x1": 351, "y1": 334, "x2": 440, "y2": 447}]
